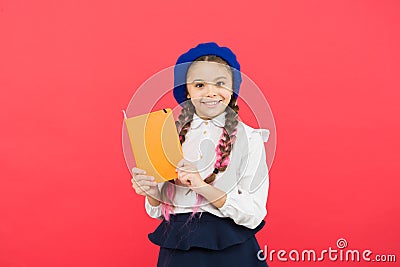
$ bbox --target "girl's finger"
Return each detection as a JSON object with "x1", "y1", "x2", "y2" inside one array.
[
  {"x1": 132, "y1": 167, "x2": 146, "y2": 176},
  {"x1": 177, "y1": 158, "x2": 189, "y2": 168},
  {"x1": 174, "y1": 178, "x2": 185, "y2": 186},
  {"x1": 138, "y1": 185, "x2": 150, "y2": 192},
  {"x1": 177, "y1": 179, "x2": 190, "y2": 187},
  {"x1": 132, "y1": 183, "x2": 141, "y2": 192},
  {"x1": 136, "y1": 179, "x2": 157, "y2": 187},
  {"x1": 178, "y1": 173, "x2": 191, "y2": 185},
  {"x1": 134, "y1": 187, "x2": 145, "y2": 195},
  {"x1": 134, "y1": 174, "x2": 155, "y2": 182},
  {"x1": 178, "y1": 162, "x2": 197, "y2": 173}
]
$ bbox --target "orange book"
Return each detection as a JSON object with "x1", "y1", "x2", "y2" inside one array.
[{"x1": 123, "y1": 108, "x2": 183, "y2": 183}]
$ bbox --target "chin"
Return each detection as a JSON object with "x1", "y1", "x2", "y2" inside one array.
[{"x1": 197, "y1": 108, "x2": 223, "y2": 118}]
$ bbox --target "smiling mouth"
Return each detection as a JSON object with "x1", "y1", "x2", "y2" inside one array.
[
  {"x1": 201, "y1": 100, "x2": 222, "y2": 105},
  {"x1": 201, "y1": 100, "x2": 222, "y2": 106}
]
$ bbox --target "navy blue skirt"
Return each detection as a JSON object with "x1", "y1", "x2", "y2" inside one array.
[{"x1": 148, "y1": 212, "x2": 269, "y2": 267}]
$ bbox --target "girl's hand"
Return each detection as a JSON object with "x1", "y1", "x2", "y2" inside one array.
[
  {"x1": 176, "y1": 159, "x2": 206, "y2": 192},
  {"x1": 131, "y1": 167, "x2": 161, "y2": 200}
]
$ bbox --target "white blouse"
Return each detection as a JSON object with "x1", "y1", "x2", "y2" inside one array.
[{"x1": 144, "y1": 111, "x2": 270, "y2": 229}]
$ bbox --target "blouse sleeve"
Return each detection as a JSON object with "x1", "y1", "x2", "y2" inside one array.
[
  {"x1": 218, "y1": 128, "x2": 270, "y2": 229},
  {"x1": 144, "y1": 182, "x2": 165, "y2": 220}
]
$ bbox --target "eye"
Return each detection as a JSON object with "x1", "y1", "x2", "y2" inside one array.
[
  {"x1": 216, "y1": 81, "x2": 225, "y2": 87},
  {"x1": 194, "y1": 82, "x2": 205, "y2": 88}
]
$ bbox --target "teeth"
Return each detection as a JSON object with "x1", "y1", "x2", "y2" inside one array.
[{"x1": 204, "y1": 101, "x2": 219, "y2": 105}]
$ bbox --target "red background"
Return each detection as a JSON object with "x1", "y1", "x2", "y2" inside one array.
[{"x1": 1, "y1": 0, "x2": 399, "y2": 266}]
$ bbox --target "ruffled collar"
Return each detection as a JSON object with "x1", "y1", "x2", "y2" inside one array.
[{"x1": 190, "y1": 111, "x2": 226, "y2": 129}]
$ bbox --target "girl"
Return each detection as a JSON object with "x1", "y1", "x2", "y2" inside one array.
[{"x1": 131, "y1": 42, "x2": 270, "y2": 267}]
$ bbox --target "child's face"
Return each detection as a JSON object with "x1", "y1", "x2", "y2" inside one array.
[{"x1": 186, "y1": 61, "x2": 233, "y2": 120}]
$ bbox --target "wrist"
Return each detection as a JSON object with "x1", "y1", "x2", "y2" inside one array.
[
  {"x1": 147, "y1": 195, "x2": 161, "y2": 207},
  {"x1": 192, "y1": 179, "x2": 208, "y2": 194},
  {"x1": 193, "y1": 182, "x2": 227, "y2": 209}
]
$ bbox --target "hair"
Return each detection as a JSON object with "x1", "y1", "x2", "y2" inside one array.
[{"x1": 160, "y1": 55, "x2": 240, "y2": 222}]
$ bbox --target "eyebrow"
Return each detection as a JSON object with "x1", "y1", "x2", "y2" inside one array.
[{"x1": 191, "y1": 76, "x2": 228, "y2": 82}]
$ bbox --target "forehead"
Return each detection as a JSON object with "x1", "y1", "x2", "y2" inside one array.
[{"x1": 186, "y1": 61, "x2": 231, "y2": 80}]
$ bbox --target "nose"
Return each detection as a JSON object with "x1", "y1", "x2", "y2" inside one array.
[{"x1": 205, "y1": 82, "x2": 217, "y2": 97}]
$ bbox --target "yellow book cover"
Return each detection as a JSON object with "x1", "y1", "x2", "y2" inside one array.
[{"x1": 123, "y1": 108, "x2": 183, "y2": 183}]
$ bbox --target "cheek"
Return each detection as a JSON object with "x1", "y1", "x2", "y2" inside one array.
[
  {"x1": 190, "y1": 98, "x2": 202, "y2": 109},
  {"x1": 187, "y1": 89, "x2": 201, "y2": 99},
  {"x1": 221, "y1": 92, "x2": 232, "y2": 102},
  {"x1": 191, "y1": 99, "x2": 199, "y2": 106}
]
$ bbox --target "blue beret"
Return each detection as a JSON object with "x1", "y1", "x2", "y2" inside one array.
[{"x1": 173, "y1": 42, "x2": 242, "y2": 106}]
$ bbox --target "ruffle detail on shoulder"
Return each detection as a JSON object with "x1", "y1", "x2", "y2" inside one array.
[
  {"x1": 253, "y1": 129, "x2": 270, "y2": 142},
  {"x1": 148, "y1": 212, "x2": 265, "y2": 251},
  {"x1": 240, "y1": 122, "x2": 270, "y2": 143}
]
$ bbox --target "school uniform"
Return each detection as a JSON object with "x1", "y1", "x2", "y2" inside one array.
[{"x1": 145, "y1": 111, "x2": 270, "y2": 267}]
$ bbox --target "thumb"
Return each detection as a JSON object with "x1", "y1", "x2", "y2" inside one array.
[{"x1": 177, "y1": 158, "x2": 186, "y2": 168}]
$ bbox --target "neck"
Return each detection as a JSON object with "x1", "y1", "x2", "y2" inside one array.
[{"x1": 196, "y1": 111, "x2": 225, "y2": 120}]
